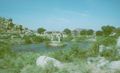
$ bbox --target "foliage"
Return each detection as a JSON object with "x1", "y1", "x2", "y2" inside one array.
[
  {"x1": 37, "y1": 27, "x2": 46, "y2": 34},
  {"x1": 101, "y1": 25, "x2": 115, "y2": 36},
  {"x1": 23, "y1": 36, "x2": 32, "y2": 44},
  {"x1": 20, "y1": 64, "x2": 68, "y2": 73},
  {"x1": 100, "y1": 47, "x2": 119, "y2": 60},
  {"x1": 87, "y1": 42, "x2": 100, "y2": 57},
  {"x1": 32, "y1": 36, "x2": 44, "y2": 43},
  {"x1": 19, "y1": 25, "x2": 23, "y2": 32},
  {"x1": 97, "y1": 36, "x2": 116, "y2": 46},
  {"x1": 62, "y1": 35, "x2": 73, "y2": 42},
  {"x1": 80, "y1": 29, "x2": 87, "y2": 35},
  {"x1": 8, "y1": 23, "x2": 14, "y2": 30},
  {"x1": 87, "y1": 29, "x2": 94, "y2": 35},
  {"x1": 96, "y1": 31, "x2": 103, "y2": 36},
  {"x1": 49, "y1": 45, "x2": 89, "y2": 62},
  {"x1": 63, "y1": 28, "x2": 71, "y2": 35},
  {"x1": 75, "y1": 36, "x2": 87, "y2": 42},
  {"x1": 0, "y1": 41, "x2": 12, "y2": 58},
  {"x1": 23, "y1": 35, "x2": 50, "y2": 44},
  {"x1": 80, "y1": 29, "x2": 94, "y2": 35},
  {"x1": 114, "y1": 27, "x2": 120, "y2": 37}
]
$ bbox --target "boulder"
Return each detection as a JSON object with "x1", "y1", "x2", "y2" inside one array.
[
  {"x1": 36, "y1": 56, "x2": 63, "y2": 68},
  {"x1": 96, "y1": 57, "x2": 109, "y2": 68},
  {"x1": 107, "y1": 61, "x2": 120, "y2": 70},
  {"x1": 87, "y1": 56, "x2": 109, "y2": 68}
]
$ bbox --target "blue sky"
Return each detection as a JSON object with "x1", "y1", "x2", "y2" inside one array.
[{"x1": 0, "y1": 0, "x2": 120, "y2": 31}]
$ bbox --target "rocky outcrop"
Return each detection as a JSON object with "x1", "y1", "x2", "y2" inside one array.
[{"x1": 36, "y1": 56, "x2": 63, "y2": 68}]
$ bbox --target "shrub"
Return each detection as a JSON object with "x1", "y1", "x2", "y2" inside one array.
[
  {"x1": 20, "y1": 64, "x2": 68, "y2": 73},
  {"x1": 62, "y1": 36, "x2": 73, "y2": 42},
  {"x1": 87, "y1": 42, "x2": 99, "y2": 57},
  {"x1": 100, "y1": 47, "x2": 118, "y2": 60},
  {"x1": 75, "y1": 36, "x2": 87, "y2": 42},
  {"x1": 32, "y1": 36, "x2": 44, "y2": 43},
  {"x1": 96, "y1": 36, "x2": 117, "y2": 46},
  {"x1": 49, "y1": 45, "x2": 89, "y2": 62},
  {"x1": 23, "y1": 36, "x2": 32, "y2": 44},
  {"x1": 0, "y1": 41, "x2": 13, "y2": 58}
]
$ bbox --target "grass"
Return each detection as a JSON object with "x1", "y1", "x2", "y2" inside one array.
[{"x1": 0, "y1": 35, "x2": 120, "y2": 73}]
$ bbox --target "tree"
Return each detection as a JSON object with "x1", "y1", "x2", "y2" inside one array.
[
  {"x1": 37, "y1": 27, "x2": 46, "y2": 34},
  {"x1": 101, "y1": 25, "x2": 115, "y2": 36},
  {"x1": 63, "y1": 28, "x2": 71, "y2": 35},
  {"x1": 9, "y1": 23, "x2": 14, "y2": 29},
  {"x1": 87, "y1": 29, "x2": 94, "y2": 35},
  {"x1": 80, "y1": 29, "x2": 87, "y2": 35},
  {"x1": 96, "y1": 31, "x2": 103, "y2": 36},
  {"x1": 7, "y1": 18, "x2": 14, "y2": 30}
]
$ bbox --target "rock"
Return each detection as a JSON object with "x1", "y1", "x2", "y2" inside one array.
[
  {"x1": 117, "y1": 37, "x2": 120, "y2": 48},
  {"x1": 36, "y1": 56, "x2": 63, "y2": 68},
  {"x1": 99, "y1": 45, "x2": 105, "y2": 53},
  {"x1": 96, "y1": 57, "x2": 109, "y2": 68},
  {"x1": 107, "y1": 61, "x2": 120, "y2": 70},
  {"x1": 87, "y1": 56, "x2": 109, "y2": 68}
]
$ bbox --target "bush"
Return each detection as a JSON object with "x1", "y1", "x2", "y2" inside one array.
[
  {"x1": 32, "y1": 36, "x2": 44, "y2": 43},
  {"x1": 0, "y1": 41, "x2": 12, "y2": 58},
  {"x1": 75, "y1": 36, "x2": 87, "y2": 42},
  {"x1": 20, "y1": 64, "x2": 68, "y2": 73},
  {"x1": 100, "y1": 47, "x2": 118, "y2": 60},
  {"x1": 49, "y1": 45, "x2": 89, "y2": 62},
  {"x1": 87, "y1": 42, "x2": 99, "y2": 57},
  {"x1": 23, "y1": 36, "x2": 32, "y2": 44},
  {"x1": 96, "y1": 36, "x2": 117, "y2": 46},
  {"x1": 62, "y1": 36, "x2": 73, "y2": 42}
]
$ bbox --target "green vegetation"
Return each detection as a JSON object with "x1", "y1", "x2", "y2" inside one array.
[
  {"x1": 96, "y1": 31, "x2": 103, "y2": 36},
  {"x1": 63, "y1": 28, "x2": 71, "y2": 35},
  {"x1": 101, "y1": 25, "x2": 115, "y2": 36},
  {"x1": 96, "y1": 36, "x2": 116, "y2": 46},
  {"x1": 37, "y1": 27, "x2": 46, "y2": 34},
  {"x1": 0, "y1": 17, "x2": 120, "y2": 73},
  {"x1": 80, "y1": 29, "x2": 94, "y2": 35}
]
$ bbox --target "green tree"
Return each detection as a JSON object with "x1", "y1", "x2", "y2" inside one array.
[
  {"x1": 63, "y1": 28, "x2": 71, "y2": 35},
  {"x1": 96, "y1": 31, "x2": 103, "y2": 36},
  {"x1": 7, "y1": 18, "x2": 14, "y2": 30},
  {"x1": 87, "y1": 29, "x2": 94, "y2": 35},
  {"x1": 37, "y1": 27, "x2": 46, "y2": 34},
  {"x1": 80, "y1": 29, "x2": 87, "y2": 35},
  {"x1": 101, "y1": 25, "x2": 115, "y2": 36}
]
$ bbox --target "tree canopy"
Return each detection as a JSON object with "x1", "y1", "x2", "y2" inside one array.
[
  {"x1": 101, "y1": 25, "x2": 115, "y2": 36},
  {"x1": 80, "y1": 29, "x2": 94, "y2": 35},
  {"x1": 96, "y1": 31, "x2": 103, "y2": 36},
  {"x1": 63, "y1": 28, "x2": 71, "y2": 35},
  {"x1": 37, "y1": 27, "x2": 46, "y2": 34}
]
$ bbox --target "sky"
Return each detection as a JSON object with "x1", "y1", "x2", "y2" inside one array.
[{"x1": 0, "y1": 0, "x2": 120, "y2": 31}]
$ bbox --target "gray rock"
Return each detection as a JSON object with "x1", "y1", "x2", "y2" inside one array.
[
  {"x1": 107, "y1": 61, "x2": 120, "y2": 70},
  {"x1": 36, "y1": 56, "x2": 63, "y2": 68},
  {"x1": 116, "y1": 37, "x2": 120, "y2": 48}
]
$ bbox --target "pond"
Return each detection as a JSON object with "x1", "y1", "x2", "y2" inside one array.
[{"x1": 12, "y1": 41, "x2": 94, "y2": 53}]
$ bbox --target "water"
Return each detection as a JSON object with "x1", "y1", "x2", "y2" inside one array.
[{"x1": 12, "y1": 41, "x2": 93, "y2": 53}]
